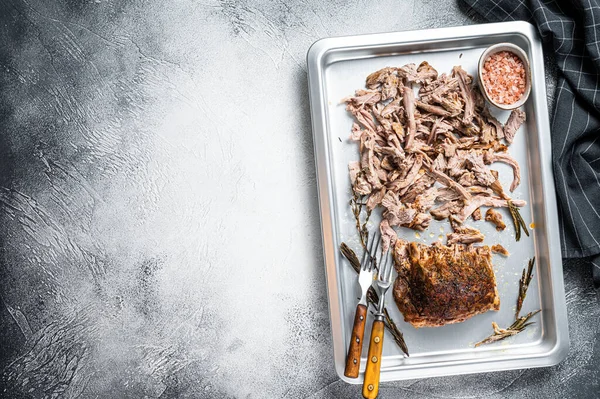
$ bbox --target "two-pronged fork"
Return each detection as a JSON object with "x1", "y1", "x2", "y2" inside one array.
[
  {"x1": 362, "y1": 244, "x2": 394, "y2": 399},
  {"x1": 344, "y1": 232, "x2": 379, "y2": 378}
]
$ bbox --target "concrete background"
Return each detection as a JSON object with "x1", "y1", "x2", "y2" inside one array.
[{"x1": 0, "y1": 0, "x2": 598, "y2": 398}]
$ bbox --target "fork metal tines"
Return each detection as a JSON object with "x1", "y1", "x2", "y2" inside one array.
[
  {"x1": 357, "y1": 232, "x2": 379, "y2": 305},
  {"x1": 374, "y1": 247, "x2": 393, "y2": 315}
]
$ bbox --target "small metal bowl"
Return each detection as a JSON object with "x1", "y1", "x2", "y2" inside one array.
[{"x1": 478, "y1": 43, "x2": 531, "y2": 110}]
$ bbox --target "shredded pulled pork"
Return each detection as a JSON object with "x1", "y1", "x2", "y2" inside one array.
[
  {"x1": 485, "y1": 208, "x2": 507, "y2": 231},
  {"x1": 344, "y1": 62, "x2": 526, "y2": 242},
  {"x1": 447, "y1": 225, "x2": 485, "y2": 245},
  {"x1": 503, "y1": 109, "x2": 526, "y2": 144},
  {"x1": 491, "y1": 244, "x2": 510, "y2": 256}
]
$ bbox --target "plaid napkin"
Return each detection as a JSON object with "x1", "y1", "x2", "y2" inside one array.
[{"x1": 461, "y1": 0, "x2": 600, "y2": 287}]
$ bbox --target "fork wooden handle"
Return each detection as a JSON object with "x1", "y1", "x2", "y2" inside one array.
[
  {"x1": 344, "y1": 304, "x2": 368, "y2": 378},
  {"x1": 362, "y1": 319, "x2": 384, "y2": 398}
]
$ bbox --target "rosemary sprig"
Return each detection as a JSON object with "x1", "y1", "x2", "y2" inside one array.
[
  {"x1": 362, "y1": 208, "x2": 372, "y2": 247},
  {"x1": 516, "y1": 257, "x2": 535, "y2": 318},
  {"x1": 350, "y1": 195, "x2": 364, "y2": 247},
  {"x1": 340, "y1": 243, "x2": 409, "y2": 356},
  {"x1": 350, "y1": 194, "x2": 371, "y2": 249},
  {"x1": 507, "y1": 200, "x2": 529, "y2": 241},
  {"x1": 340, "y1": 242, "x2": 361, "y2": 271},
  {"x1": 350, "y1": 175, "x2": 372, "y2": 249},
  {"x1": 476, "y1": 256, "x2": 539, "y2": 348},
  {"x1": 475, "y1": 310, "x2": 541, "y2": 347},
  {"x1": 383, "y1": 307, "x2": 409, "y2": 356}
]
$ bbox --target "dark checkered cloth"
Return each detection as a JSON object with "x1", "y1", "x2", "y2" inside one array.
[{"x1": 462, "y1": 0, "x2": 600, "y2": 286}]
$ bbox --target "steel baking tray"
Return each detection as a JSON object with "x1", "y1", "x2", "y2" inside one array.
[{"x1": 307, "y1": 21, "x2": 568, "y2": 382}]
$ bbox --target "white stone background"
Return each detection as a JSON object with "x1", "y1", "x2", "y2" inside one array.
[{"x1": 0, "y1": 0, "x2": 597, "y2": 398}]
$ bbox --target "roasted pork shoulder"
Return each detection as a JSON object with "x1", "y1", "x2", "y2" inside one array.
[{"x1": 392, "y1": 239, "x2": 500, "y2": 328}]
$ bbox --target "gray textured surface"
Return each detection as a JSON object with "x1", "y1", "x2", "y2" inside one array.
[{"x1": 0, "y1": 0, "x2": 597, "y2": 398}]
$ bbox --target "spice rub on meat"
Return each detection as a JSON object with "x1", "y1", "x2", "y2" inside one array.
[
  {"x1": 393, "y1": 239, "x2": 500, "y2": 328},
  {"x1": 344, "y1": 62, "x2": 527, "y2": 244}
]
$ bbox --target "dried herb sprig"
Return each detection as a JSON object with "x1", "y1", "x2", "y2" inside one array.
[
  {"x1": 475, "y1": 310, "x2": 541, "y2": 347},
  {"x1": 350, "y1": 195, "x2": 364, "y2": 247},
  {"x1": 516, "y1": 257, "x2": 535, "y2": 318},
  {"x1": 507, "y1": 200, "x2": 529, "y2": 241},
  {"x1": 476, "y1": 256, "x2": 539, "y2": 348},
  {"x1": 340, "y1": 243, "x2": 409, "y2": 356},
  {"x1": 349, "y1": 174, "x2": 372, "y2": 249},
  {"x1": 340, "y1": 242, "x2": 361, "y2": 271},
  {"x1": 350, "y1": 190, "x2": 371, "y2": 249},
  {"x1": 362, "y1": 208, "x2": 372, "y2": 245},
  {"x1": 383, "y1": 307, "x2": 409, "y2": 356}
]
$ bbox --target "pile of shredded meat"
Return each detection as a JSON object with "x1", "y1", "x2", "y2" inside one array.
[{"x1": 344, "y1": 62, "x2": 526, "y2": 249}]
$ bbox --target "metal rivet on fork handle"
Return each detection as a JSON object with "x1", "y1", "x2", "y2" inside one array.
[
  {"x1": 363, "y1": 246, "x2": 393, "y2": 397},
  {"x1": 343, "y1": 232, "x2": 378, "y2": 379}
]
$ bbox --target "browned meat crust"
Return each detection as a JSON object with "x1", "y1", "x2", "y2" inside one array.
[
  {"x1": 393, "y1": 239, "x2": 500, "y2": 328},
  {"x1": 491, "y1": 244, "x2": 509, "y2": 256},
  {"x1": 485, "y1": 208, "x2": 507, "y2": 231}
]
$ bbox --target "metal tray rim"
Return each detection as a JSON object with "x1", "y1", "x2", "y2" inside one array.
[{"x1": 307, "y1": 21, "x2": 569, "y2": 383}]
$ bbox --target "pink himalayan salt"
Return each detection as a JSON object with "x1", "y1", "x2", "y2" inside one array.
[{"x1": 482, "y1": 51, "x2": 526, "y2": 105}]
